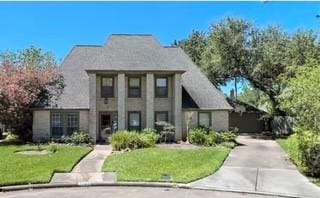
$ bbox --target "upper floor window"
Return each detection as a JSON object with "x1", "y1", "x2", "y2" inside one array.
[
  {"x1": 128, "y1": 77, "x2": 141, "y2": 98},
  {"x1": 198, "y1": 112, "x2": 211, "y2": 128},
  {"x1": 155, "y1": 77, "x2": 168, "y2": 98},
  {"x1": 101, "y1": 77, "x2": 114, "y2": 98}
]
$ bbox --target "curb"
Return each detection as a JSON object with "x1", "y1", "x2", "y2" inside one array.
[{"x1": 0, "y1": 182, "x2": 304, "y2": 198}]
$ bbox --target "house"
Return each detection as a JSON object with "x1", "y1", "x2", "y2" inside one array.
[
  {"x1": 32, "y1": 34, "x2": 232, "y2": 142},
  {"x1": 227, "y1": 96, "x2": 269, "y2": 133}
]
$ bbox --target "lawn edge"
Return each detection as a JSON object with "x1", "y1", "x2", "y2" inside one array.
[
  {"x1": 0, "y1": 145, "x2": 93, "y2": 187},
  {"x1": 276, "y1": 138, "x2": 320, "y2": 188},
  {"x1": 103, "y1": 146, "x2": 231, "y2": 183}
]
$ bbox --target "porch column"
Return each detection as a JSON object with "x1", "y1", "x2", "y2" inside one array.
[
  {"x1": 174, "y1": 73, "x2": 182, "y2": 141},
  {"x1": 117, "y1": 73, "x2": 126, "y2": 130},
  {"x1": 146, "y1": 73, "x2": 154, "y2": 128},
  {"x1": 89, "y1": 73, "x2": 97, "y2": 142}
]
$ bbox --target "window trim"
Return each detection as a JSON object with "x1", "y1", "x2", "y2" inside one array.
[
  {"x1": 155, "y1": 76, "x2": 168, "y2": 98},
  {"x1": 197, "y1": 112, "x2": 211, "y2": 128},
  {"x1": 50, "y1": 111, "x2": 80, "y2": 138},
  {"x1": 128, "y1": 77, "x2": 141, "y2": 98},
  {"x1": 128, "y1": 111, "x2": 141, "y2": 131},
  {"x1": 101, "y1": 76, "x2": 114, "y2": 98}
]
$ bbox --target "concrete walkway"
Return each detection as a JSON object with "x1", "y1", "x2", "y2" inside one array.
[
  {"x1": 51, "y1": 145, "x2": 116, "y2": 184},
  {"x1": 190, "y1": 135, "x2": 320, "y2": 198}
]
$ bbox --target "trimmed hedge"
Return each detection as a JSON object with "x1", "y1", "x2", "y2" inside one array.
[
  {"x1": 297, "y1": 130, "x2": 320, "y2": 177},
  {"x1": 189, "y1": 128, "x2": 236, "y2": 147},
  {"x1": 70, "y1": 131, "x2": 92, "y2": 145},
  {"x1": 110, "y1": 130, "x2": 160, "y2": 151}
]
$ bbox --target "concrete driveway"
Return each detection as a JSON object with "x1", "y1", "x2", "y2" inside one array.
[{"x1": 190, "y1": 135, "x2": 320, "y2": 198}]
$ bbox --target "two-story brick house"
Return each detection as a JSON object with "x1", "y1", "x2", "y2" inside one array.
[{"x1": 32, "y1": 34, "x2": 232, "y2": 142}]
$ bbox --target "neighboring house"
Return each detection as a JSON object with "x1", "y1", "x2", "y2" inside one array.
[
  {"x1": 32, "y1": 34, "x2": 232, "y2": 142},
  {"x1": 227, "y1": 97, "x2": 269, "y2": 133}
]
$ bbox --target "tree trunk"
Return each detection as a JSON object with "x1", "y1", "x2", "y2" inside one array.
[
  {"x1": 234, "y1": 77, "x2": 238, "y2": 100},
  {"x1": 269, "y1": 95, "x2": 286, "y2": 116}
]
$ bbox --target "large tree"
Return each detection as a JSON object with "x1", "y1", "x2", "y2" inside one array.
[
  {"x1": 173, "y1": 30, "x2": 207, "y2": 67},
  {"x1": 0, "y1": 46, "x2": 64, "y2": 140},
  {"x1": 175, "y1": 17, "x2": 320, "y2": 116}
]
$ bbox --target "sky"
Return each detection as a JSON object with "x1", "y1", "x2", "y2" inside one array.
[{"x1": 0, "y1": 2, "x2": 319, "y2": 94}]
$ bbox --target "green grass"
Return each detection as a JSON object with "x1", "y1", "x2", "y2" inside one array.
[
  {"x1": 277, "y1": 135, "x2": 304, "y2": 170},
  {"x1": 103, "y1": 147, "x2": 230, "y2": 183},
  {"x1": 0, "y1": 143, "x2": 92, "y2": 186},
  {"x1": 277, "y1": 136, "x2": 320, "y2": 187}
]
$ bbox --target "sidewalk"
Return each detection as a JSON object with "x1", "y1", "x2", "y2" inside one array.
[{"x1": 50, "y1": 145, "x2": 116, "y2": 184}]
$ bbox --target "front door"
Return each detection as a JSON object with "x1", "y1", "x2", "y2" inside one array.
[{"x1": 99, "y1": 112, "x2": 116, "y2": 142}]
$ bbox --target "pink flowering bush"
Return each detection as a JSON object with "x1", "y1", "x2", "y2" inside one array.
[{"x1": 0, "y1": 47, "x2": 64, "y2": 140}]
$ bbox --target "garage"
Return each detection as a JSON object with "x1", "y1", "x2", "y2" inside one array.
[{"x1": 227, "y1": 98, "x2": 269, "y2": 133}]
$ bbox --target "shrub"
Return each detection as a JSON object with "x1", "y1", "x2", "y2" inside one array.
[
  {"x1": 189, "y1": 128, "x2": 237, "y2": 146},
  {"x1": 142, "y1": 128, "x2": 157, "y2": 133},
  {"x1": 219, "y1": 131, "x2": 237, "y2": 143},
  {"x1": 110, "y1": 130, "x2": 159, "y2": 151},
  {"x1": 110, "y1": 131, "x2": 140, "y2": 151},
  {"x1": 204, "y1": 132, "x2": 218, "y2": 146},
  {"x1": 70, "y1": 131, "x2": 91, "y2": 145},
  {"x1": 297, "y1": 130, "x2": 320, "y2": 177},
  {"x1": 220, "y1": 141, "x2": 236, "y2": 149},
  {"x1": 189, "y1": 128, "x2": 207, "y2": 145},
  {"x1": 139, "y1": 132, "x2": 160, "y2": 148}
]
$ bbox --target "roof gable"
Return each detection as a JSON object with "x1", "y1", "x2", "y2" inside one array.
[{"x1": 55, "y1": 34, "x2": 232, "y2": 110}]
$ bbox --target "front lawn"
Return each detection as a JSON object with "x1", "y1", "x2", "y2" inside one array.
[
  {"x1": 0, "y1": 143, "x2": 92, "y2": 186},
  {"x1": 103, "y1": 147, "x2": 230, "y2": 183}
]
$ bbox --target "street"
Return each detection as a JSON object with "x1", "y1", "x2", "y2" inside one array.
[{"x1": 1, "y1": 186, "x2": 278, "y2": 198}]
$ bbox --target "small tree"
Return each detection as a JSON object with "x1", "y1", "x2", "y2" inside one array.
[
  {"x1": 0, "y1": 47, "x2": 64, "y2": 140},
  {"x1": 185, "y1": 111, "x2": 195, "y2": 144}
]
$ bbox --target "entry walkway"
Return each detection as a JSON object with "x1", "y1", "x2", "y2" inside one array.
[
  {"x1": 190, "y1": 136, "x2": 320, "y2": 198},
  {"x1": 51, "y1": 145, "x2": 116, "y2": 184}
]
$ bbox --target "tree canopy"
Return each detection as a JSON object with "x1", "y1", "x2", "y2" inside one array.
[
  {"x1": 0, "y1": 46, "x2": 64, "y2": 139},
  {"x1": 174, "y1": 17, "x2": 320, "y2": 116},
  {"x1": 280, "y1": 65, "x2": 320, "y2": 131}
]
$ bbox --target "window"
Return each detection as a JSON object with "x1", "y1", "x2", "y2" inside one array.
[
  {"x1": 155, "y1": 111, "x2": 168, "y2": 131},
  {"x1": 155, "y1": 77, "x2": 168, "y2": 98},
  {"x1": 51, "y1": 112, "x2": 79, "y2": 137},
  {"x1": 198, "y1": 112, "x2": 211, "y2": 128},
  {"x1": 101, "y1": 77, "x2": 114, "y2": 98},
  {"x1": 51, "y1": 113, "x2": 64, "y2": 137},
  {"x1": 128, "y1": 111, "x2": 141, "y2": 131},
  {"x1": 67, "y1": 113, "x2": 79, "y2": 135},
  {"x1": 128, "y1": 77, "x2": 141, "y2": 98}
]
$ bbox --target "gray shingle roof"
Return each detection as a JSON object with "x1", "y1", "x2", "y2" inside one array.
[{"x1": 55, "y1": 34, "x2": 232, "y2": 110}]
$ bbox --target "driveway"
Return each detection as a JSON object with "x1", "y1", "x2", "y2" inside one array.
[
  {"x1": 190, "y1": 135, "x2": 320, "y2": 198},
  {"x1": 0, "y1": 186, "x2": 280, "y2": 198}
]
